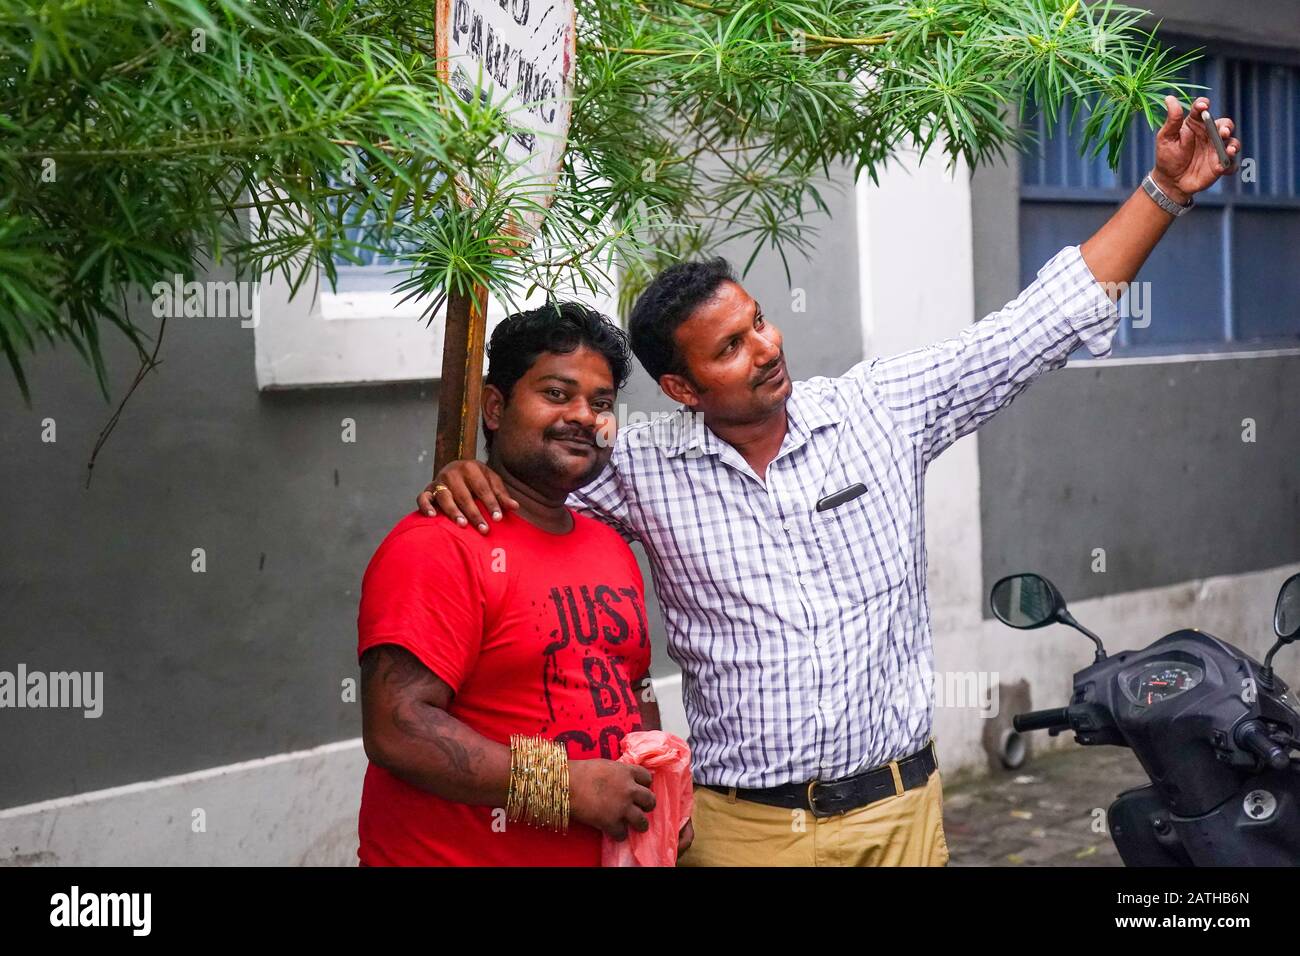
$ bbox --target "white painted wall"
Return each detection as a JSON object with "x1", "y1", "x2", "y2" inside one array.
[{"x1": 0, "y1": 740, "x2": 366, "y2": 866}]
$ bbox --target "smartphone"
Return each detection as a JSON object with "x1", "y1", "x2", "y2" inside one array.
[{"x1": 1200, "y1": 108, "x2": 1234, "y2": 170}]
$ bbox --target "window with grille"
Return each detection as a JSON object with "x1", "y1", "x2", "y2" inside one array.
[{"x1": 1020, "y1": 38, "x2": 1300, "y2": 355}]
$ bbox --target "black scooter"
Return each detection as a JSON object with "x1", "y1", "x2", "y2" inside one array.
[{"x1": 989, "y1": 570, "x2": 1300, "y2": 866}]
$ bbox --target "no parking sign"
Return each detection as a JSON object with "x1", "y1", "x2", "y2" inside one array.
[
  {"x1": 435, "y1": 0, "x2": 577, "y2": 235},
  {"x1": 431, "y1": 0, "x2": 579, "y2": 466}
]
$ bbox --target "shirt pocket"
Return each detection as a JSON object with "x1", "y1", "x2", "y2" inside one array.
[{"x1": 811, "y1": 482, "x2": 907, "y2": 605}]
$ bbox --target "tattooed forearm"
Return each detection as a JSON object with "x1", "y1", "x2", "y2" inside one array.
[
  {"x1": 432, "y1": 735, "x2": 475, "y2": 777},
  {"x1": 360, "y1": 644, "x2": 511, "y2": 806},
  {"x1": 391, "y1": 700, "x2": 476, "y2": 776}
]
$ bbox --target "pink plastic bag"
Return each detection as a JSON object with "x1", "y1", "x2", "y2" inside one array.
[{"x1": 600, "y1": 730, "x2": 694, "y2": 867}]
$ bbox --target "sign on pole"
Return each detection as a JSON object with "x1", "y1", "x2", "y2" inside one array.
[{"x1": 433, "y1": 0, "x2": 577, "y2": 469}]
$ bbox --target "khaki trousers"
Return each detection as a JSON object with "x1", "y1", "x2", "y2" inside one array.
[{"x1": 678, "y1": 767, "x2": 950, "y2": 867}]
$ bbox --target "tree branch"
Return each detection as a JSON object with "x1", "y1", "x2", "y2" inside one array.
[{"x1": 84, "y1": 312, "x2": 167, "y2": 489}]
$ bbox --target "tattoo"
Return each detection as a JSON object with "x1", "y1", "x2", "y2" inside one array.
[
  {"x1": 361, "y1": 644, "x2": 478, "y2": 779},
  {"x1": 392, "y1": 705, "x2": 475, "y2": 775},
  {"x1": 362, "y1": 644, "x2": 441, "y2": 695}
]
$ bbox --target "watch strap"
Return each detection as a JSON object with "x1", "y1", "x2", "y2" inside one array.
[{"x1": 1142, "y1": 173, "x2": 1193, "y2": 217}]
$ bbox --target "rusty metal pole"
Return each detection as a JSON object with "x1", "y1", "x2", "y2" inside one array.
[{"x1": 435, "y1": 283, "x2": 491, "y2": 471}]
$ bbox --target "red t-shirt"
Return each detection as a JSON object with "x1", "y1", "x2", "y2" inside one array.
[{"x1": 356, "y1": 509, "x2": 652, "y2": 866}]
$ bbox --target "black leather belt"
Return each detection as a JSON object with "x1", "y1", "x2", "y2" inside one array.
[{"x1": 704, "y1": 741, "x2": 938, "y2": 818}]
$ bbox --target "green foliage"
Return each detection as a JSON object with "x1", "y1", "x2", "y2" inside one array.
[{"x1": 0, "y1": 0, "x2": 1194, "y2": 399}]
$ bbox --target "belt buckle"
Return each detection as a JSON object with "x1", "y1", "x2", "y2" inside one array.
[{"x1": 806, "y1": 780, "x2": 834, "y2": 819}]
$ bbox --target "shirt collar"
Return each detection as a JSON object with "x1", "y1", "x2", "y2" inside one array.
[
  {"x1": 662, "y1": 380, "x2": 843, "y2": 459},
  {"x1": 663, "y1": 408, "x2": 717, "y2": 458}
]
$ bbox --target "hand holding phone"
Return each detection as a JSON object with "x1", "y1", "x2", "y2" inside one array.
[{"x1": 1200, "y1": 107, "x2": 1234, "y2": 170}]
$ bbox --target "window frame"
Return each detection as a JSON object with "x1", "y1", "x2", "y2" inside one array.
[
  {"x1": 252, "y1": 223, "x2": 619, "y2": 390},
  {"x1": 1019, "y1": 32, "x2": 1300, "y2": 362}
]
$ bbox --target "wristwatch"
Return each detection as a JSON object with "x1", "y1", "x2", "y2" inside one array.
[{"x1": 1142, "y1": 173, "x2": 1194, "y2": 217}]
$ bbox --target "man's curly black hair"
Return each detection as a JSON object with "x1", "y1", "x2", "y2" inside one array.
[
  {"x1": 628, "y1": 257, "x2": 737, "y2": 382},
  {"x1": 482, "y1": 301, "x2": 631, "y2": 448}
]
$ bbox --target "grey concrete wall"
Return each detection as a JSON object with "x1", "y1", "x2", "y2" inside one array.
[
  {"x1": 974, "y1": 0, "x2": 1300, "y2": 610},
  {"x1": 0, "y1": 165, "x2": 861, "y2": 809},
  {"x1": 0, "y1": 271, "x2": 439, "y2": 807},
  {"x1": 1142, "y1": 0, "x2": 1300, "y2": 56},
  {"x1": 979, "y1": 355, "x2": 1300, "y2": 602}
]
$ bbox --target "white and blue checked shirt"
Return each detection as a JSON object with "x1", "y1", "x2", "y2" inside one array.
[{"x1": 570, "y1": 246, "x2": 1120, "y2": 788}]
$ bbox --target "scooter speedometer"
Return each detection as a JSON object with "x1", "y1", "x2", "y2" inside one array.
[{"x1": 1121, "y1": 660, "x2": 1205, "y2": 708}]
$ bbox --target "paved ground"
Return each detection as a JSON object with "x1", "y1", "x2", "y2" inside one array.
[{"x1": 943, "y1": 744, "x2": 1150, "y2": 866}]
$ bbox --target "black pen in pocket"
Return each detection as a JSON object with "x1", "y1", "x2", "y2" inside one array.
[{"x1": 816, "y1": 482, "x2": 868, "y2": 513}]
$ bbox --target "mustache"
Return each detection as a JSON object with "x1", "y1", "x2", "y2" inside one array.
[
  {"x1": 752, "y1": 354, "x2": 785, "y2": 387},
  {"x1": 545, "y1": 425, "x2": 598, "y2": 445}
]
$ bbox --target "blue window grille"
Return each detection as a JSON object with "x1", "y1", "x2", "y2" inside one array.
[
  {"x1": 326, "y1": 166, "x2": 439, "y2": 293},
  {"x1": 1020, "y1": 38, "x2": 1300, "y2": 354},
  {"x1": 329, "y1": 203, "x2": 422, "y2": 292}
]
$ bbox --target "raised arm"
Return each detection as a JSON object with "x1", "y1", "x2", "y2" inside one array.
[
  {"x1": 865, "y1": 94, "x2": 1239, "y2": 464},
  {"x1": 865, "y1": 242, "x2": 1115, "y2": 464},
  {"x1": 1081, "y1": 95, "x2": 1239, "y2": 287}
]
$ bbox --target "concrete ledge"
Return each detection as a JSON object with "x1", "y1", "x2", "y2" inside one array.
[{"x1": 0, "y1": 739, "x2": 367, "y2": 867}]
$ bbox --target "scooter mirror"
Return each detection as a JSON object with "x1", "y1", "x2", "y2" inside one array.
[
  {"x1": 1274, "y1": 572, "x2": 1300, "y2": 642},
  {"x1": 990, "y1": 572, "x2": 1065, "y2": 629}
]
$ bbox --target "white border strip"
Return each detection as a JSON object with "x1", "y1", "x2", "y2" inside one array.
[
  {"x1": 855, "y1": 167, "x2": 875, "y2": 357},
  {"x1": 1071, "y1": 346, "x2": 1300, "y2": 368},
  {"x1": 0, "y1": 738, "x2": 363, "y2": 818}
]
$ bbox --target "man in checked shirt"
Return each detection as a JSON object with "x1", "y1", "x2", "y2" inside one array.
[{"x1": 417, "y1": 96, "x2": 1240, "y2": 865}]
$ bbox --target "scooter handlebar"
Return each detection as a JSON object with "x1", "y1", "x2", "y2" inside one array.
[
  {"x1": 1013, "y1": 707, "x2": 1073, "y2": 733},
  {"x1": 1236, "y1": 720, "x2": 1291, "y2": 771}
]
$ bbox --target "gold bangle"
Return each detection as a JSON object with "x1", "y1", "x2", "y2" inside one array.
[
  {"x1": 504, "y1": 738, "x2": 566, "y2": 832},
  {"x1": 507, "y1": 735, "x2": 569, "y2": 833}
]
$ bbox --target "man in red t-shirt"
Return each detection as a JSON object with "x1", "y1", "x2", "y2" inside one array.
[{"x1": 357, "y1": 302, "x2": 690, "y2": 866}]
